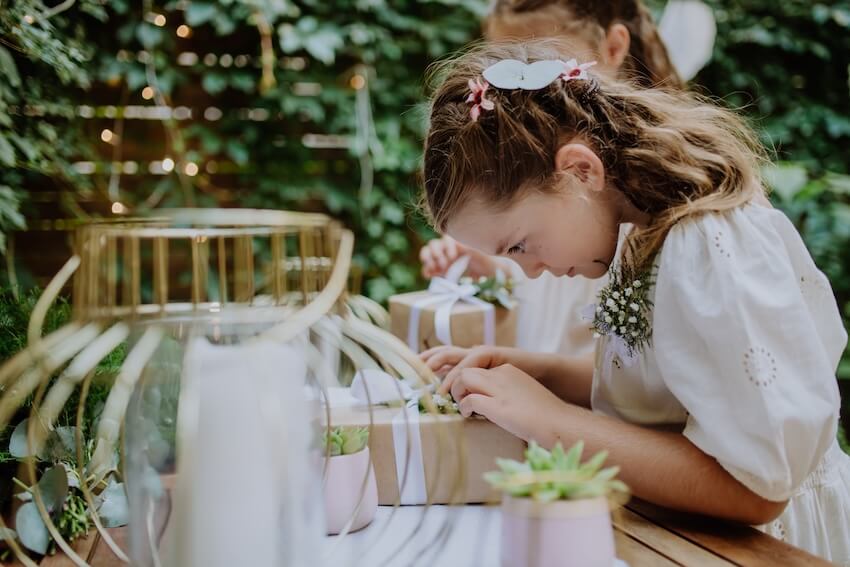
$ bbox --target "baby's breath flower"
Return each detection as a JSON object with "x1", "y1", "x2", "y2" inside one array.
[{"x1": 589, "y1": 264, "x2": 654, "y2": 359}]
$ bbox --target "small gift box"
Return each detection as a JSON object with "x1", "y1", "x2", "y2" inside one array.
[
  {"x1": 389, "y1": 257, "x2": 517, "y2": 353},
  {"x1": 324, "y1": 370, "x2": 526, "y2": 505}
]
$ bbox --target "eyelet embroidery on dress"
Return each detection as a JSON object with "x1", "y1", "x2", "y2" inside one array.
[
  {"x1": 799, "y1": 269, "x2": 830, "y2": 299},
  {"x1": 713, "y1": 231, "x2": 732, "y2": 259},
  {"x1": 744, "y1": 347, "x2": 777, "y2": 387},
  {"x1": 771, "y1": 519, "x2": 787, "y2": 541}
]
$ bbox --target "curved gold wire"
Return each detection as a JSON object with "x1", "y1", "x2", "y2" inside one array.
[{"x1": 3, "y1": 208, "x2": 471, "y2": 567}]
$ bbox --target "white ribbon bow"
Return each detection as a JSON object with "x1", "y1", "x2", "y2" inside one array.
[{"x1": 407, "y1": 256, "x2": 495, "y2": 352}]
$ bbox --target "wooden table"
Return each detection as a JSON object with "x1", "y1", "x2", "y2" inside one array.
[{"x1": 8, "y1": 500, "x2": 834, "y2": 566}]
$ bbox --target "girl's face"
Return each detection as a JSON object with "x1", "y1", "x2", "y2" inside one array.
[
  {"x1": 443, "y1": 144, "x2": 629, "y2": 280},
  {"x1": 445, "y1": 188, "x2": 621, "y2": 280}
]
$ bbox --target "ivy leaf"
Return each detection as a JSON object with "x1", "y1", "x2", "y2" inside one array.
[
  {"x1": 303, "y1": 29, "x2": 344, "y2": 65},
  {"x1": 136, "y1": 23, "x2": 163, "y2": 48},
  {"x1": 0, "y1": 133, "x2": 15, "y2": 167},
  {"x1": 764, "y1": 163, "x2": 810, "y2": 202},
  {"x1": 0, "y1": 46, "x2": 20, "y2": 87},
  {"x1": 185, "y1": 3, "x2": 218, "y2": 26},
  {"x1": 202, "y1": 73, "x2": 228, "y2": 95}
]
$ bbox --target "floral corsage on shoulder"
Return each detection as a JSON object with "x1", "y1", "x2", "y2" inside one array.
[{"x1": 582, "y1": 264, "x2": 654, "y2": 370}]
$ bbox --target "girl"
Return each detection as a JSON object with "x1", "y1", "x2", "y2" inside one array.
[
  {"x1": 420, "y1": 42, "x2": 850, "y2": 564},
  {"x1": 420, "y1": 0, "x2": 683, "y2": 358}
]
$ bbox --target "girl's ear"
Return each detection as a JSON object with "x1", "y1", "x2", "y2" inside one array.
[
  {"x1": 554, "y1": 143, "x2": 606, "y2": 192},
  {"x1": 601, "y1": 23, "x2": 631, "y2": 69}
]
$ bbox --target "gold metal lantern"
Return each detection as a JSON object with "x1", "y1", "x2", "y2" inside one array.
[{"x1": 0, "y1": 208, "x2": 464, "y2": 567}]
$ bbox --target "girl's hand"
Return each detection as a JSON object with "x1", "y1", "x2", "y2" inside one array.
[
  {"x1": 419, "y1": 236, "x2": 499, "y2": 279},
  {"x1": 421, "y1": 345, "x2": 512, "y2": 393},
  {"x1": 450, "y1": 364, "x2": 569, "y2": 442}
]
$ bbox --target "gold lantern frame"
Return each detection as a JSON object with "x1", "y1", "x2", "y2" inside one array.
[{"x1": 0, "y1": 209, "x2": 467, "y2": 567}]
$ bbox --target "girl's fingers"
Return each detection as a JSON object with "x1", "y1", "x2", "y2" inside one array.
[
  {"x1": 444, "y1": 349, "x2": 495, "y2": 391},
  {"x1": 424, "y1": 350, "x2": 464, "y2": 372},
  {"x1": 450, "y1": 367, "x2": 490, "y2": 405},
  {"x1": 458, "y1": 393, "x2": 494, "y2": 419},
  {"x1": 420, "y1": 345, "x2": 453, "y2": 360},
  {"x1": 445, "y1": 238, "x2": 459, "y2": 261},
  {"x1": 432, "y1": 242, "x2": 450, "y2": 271},
  {"x1": 419, "y1": 246, "x2": 436, "y2": 277}
]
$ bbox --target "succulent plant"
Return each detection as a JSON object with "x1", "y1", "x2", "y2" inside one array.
[
  {"x1": 484, "y1": 441, "x2": 629, "y2": 503},
  {"x1": 323, "y1": 427, "x2": 369, "y2": 457}
]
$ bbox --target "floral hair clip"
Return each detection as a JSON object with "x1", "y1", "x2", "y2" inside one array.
[
  {"x1": 466, "y1": 58, "x2": 598, "y2": 121},
  {"x1": 466, "y1": 78, "x2": 495, "y2": 122}
]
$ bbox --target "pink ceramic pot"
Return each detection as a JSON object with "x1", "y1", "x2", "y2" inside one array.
[
  {"x1": 323, "y1": 447, "x2": 378, "y2": 535},
  {"x1": 501, "y1": 495, "x2": 615, "y2": 567}
]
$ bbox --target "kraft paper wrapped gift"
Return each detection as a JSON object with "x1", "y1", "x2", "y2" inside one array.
[
  {"x1": 327, "y1": 404, "x2": 525, "y2": 505},
  {"x1": 324, "y1": 378, "x2": 525, "y2": 506},
  {"x1": 389, "y1": 255, "x2": 517, "y2": 353},
  {"x1": 390, "y1": 291, "x2": 517, "y2": 353}
]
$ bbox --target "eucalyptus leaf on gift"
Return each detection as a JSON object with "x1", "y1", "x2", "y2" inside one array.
[
  {"x1": 484, "y1": 441, "x2": 629, "y2": 504},
  {"x1": 323, "y1": 427, "x2": 369, "y2": 456}
]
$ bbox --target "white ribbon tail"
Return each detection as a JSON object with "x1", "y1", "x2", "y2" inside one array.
[{"x1": 391, "y1": 400, "x2": 428, "y2": 505}]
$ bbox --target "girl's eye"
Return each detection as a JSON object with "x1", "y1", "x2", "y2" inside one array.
[{"x1": 507, "y1": 239, "x2": 526, "y2": 256}]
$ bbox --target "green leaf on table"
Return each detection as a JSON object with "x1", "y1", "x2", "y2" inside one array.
[
  {"x1": 36, "y1": 466, "x2": 69, "y2": 515},
  {"x1": 98, "y1": 480, "x2": 129, "y2": 528},
  {"x1": 9, "y1": 419, "x2": 33, "y2": 458},
  {"x1": 42, "y1": 426, "x2": 77, "y2": 462},
  {"x1": 15, "y1": 502, "x2": 49, "y2": 555}
]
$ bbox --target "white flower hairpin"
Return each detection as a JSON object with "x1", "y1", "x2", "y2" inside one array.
[{"x1": 467, "y1": 58, "x2": 597, "y2": 121}]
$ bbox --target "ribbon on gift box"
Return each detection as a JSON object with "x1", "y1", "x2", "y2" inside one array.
[
  {"x1": 329, "y1": 369, "x2": 430, "y2": 504},
  {"x1": 407, "y1": 256, "x2": 496, "y2": 352}
]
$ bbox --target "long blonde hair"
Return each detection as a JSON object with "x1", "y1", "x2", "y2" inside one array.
[{"x1": 422, "y1": 42, "x2": 767, "y2": 271}]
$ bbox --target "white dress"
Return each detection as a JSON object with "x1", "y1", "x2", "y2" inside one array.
[
  {"x1": 590, "y1": 205, "x2": 850, "y2": 565},
  {"x1": 513, "y1": 269, "x2": 601, "y2": 357}
]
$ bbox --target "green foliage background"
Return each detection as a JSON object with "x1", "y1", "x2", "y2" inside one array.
[{"x1": 0, "y1": 0, "x2": 848, "y2": 359}]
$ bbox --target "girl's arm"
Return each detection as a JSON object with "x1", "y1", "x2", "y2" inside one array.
[
  {"x1": 422, "y1": 346, "x2": 594, "y2": 407},
  {"x1": 451, "y1": 364, "x2": 788, "y2": 526}
]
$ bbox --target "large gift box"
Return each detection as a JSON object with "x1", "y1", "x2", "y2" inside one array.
[
  {"x1": 389, "y1": 257, "x2": 517, "y2": 353},
  {"x1": 324, "y1": 377, "x2": 525, "y2": 505}
]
